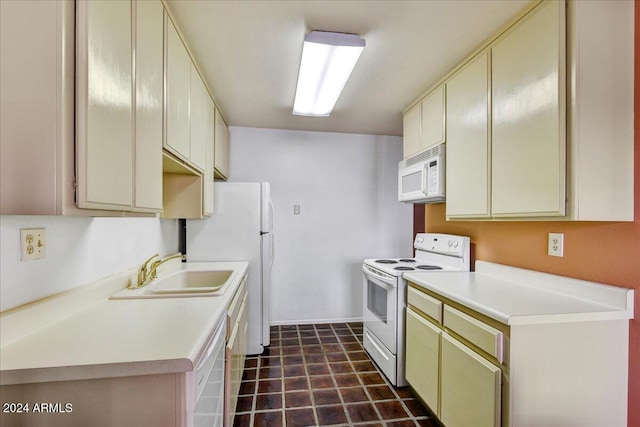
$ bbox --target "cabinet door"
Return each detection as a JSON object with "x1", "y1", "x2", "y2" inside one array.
[
  {"x1": 491, "y1": 0, "x2": 566, "y2": 217},
  {"x1": 214, "y1": 108, "x2": 230, "y2": 180},
  {"x1": 225, "y1": 296, "x2": 247, "y2": 427},
  {"x1": 133, "y1": 0, "x2": 163, "y2": 212},
  {"x1": 203, "y1": 94, "x2": 215, "y2": 216},
  {"x1": 189, "y1": 65, "x2": 208, "y2": 172},
  {"x1": 402, "y1": 103, "x2": 421, "y2": 158},
  {"x1": 76, "y1": 0, "x2": 133, "y2": 210},
  {"x1": 165, "y1": 16, "x2": 191, "y2": 162},
  {"x1": 420, "y1": 85, "x2": 446, "y2": 151},
  {"x1": 446, "y1": 52, "x2": 491, "y2": 218},
  {"x1": 440, "y1": 333, "x2": 501, "y2": 427},
  {"x1": 406, "y1": 308, "x2": 440, "y2": 415},
  {"x1": 0, "y1": 0, "x2": 72, "y2": 214}
]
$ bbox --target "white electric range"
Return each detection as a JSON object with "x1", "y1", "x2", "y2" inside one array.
[{"x1": 362, "y1": 233, "x2": 470, "y2": 386}]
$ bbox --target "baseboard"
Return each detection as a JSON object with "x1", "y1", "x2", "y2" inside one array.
[{"x1": 270, "y1": 316, "x2": 363, "y2": 326}]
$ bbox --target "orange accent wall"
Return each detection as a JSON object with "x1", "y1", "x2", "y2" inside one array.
[{"x1": 424, "y1": 4, "x2": 640, "y2": 425}]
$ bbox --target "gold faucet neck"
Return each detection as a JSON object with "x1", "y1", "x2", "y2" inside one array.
[{"x1": 130, "y1": 252, "x2": 181, "y2": 289}]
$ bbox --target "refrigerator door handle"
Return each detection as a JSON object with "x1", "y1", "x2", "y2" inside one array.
[{"x1": 270, "y1": 234, "x2": 275, "y2": 270}]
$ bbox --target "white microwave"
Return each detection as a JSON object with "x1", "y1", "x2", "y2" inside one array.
[{"x1": 398, "y1": 143, "x2": 445, "y2": 203}]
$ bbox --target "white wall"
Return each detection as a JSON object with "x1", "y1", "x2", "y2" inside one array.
[
  {"x1": 0, "y1": 216, "x2": 179, "y2": 311},
  {"x1": 227, "y1": 127, "x2": 412, "y2": 325}
]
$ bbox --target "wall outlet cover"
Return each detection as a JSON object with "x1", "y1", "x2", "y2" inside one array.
[
  {"x1": 548, "y1": 232, "x2": 564, "y2": 257},
  {"x1": 21, "y1": 228, "x2": 46, "y2": 261}
]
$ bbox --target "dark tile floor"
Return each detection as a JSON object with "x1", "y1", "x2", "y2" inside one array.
[{"x1": 233, "y1": 322, "x2": 440, "y2": 427}]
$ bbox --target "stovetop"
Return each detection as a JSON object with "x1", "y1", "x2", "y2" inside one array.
[
  {"x1": 364, "y1": 257, "x2": 453, "y2": 276},
  {"x1": 363, "y1": 233, "x2": 471, "y2": 277}
]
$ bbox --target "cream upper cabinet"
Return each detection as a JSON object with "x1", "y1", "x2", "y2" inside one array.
[
  {"x1": 165, "y1": 16, "x2": 191, "y2": 163},
  {"x1": 402, "y1": 103, "x2": 421, "y2": 158},
  {"x1": 566, "y1": 0, "x2": 634, "y2": 221},
  {"x1": 134, "y1": 0, "x2": 163, "y2": 213},
  {"x1": 190, "y1": 71, "x2": 215, "y2": 216},
  {"x1": 76, "y1": 0, "x2": 133, "y2": 210},
  {"x1": 0, "y1": 0, "x2": 76, "y2": 215},
  {"x1": 403, "y1": 85, "x2": 446, "y2": 159},
  {"x1": 214, "y1": 108, "x2": 230, "y2": 180},
  {"x1": 491, "y1": 0, "x2": 566, "y2": 217},
  {"x1": 420, "y1": 85, "x2": 446, "y2": 151},
  {"x1": 189, "y1": 64, "x2": 209, "y2": 173},
  {"x1": 445, "y1": 52, "x2": 491, "y2": 218}
]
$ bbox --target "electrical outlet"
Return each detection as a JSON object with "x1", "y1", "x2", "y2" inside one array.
[
  {"x1": 21, "y1": 228, "x2": 46, "y2": 261},
  {"x1": 548, "y1": 233, "x2": 564, "y2": 257},
  {"x1": 293, "y1": 204, "x2": 300, "y2": 215}
]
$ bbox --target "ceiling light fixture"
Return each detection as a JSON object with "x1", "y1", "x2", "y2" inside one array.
[{"x1": 293, "y1": 31, "x2": 365, "y2": 117}]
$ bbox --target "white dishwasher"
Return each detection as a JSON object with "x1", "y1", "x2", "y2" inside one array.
[{"x1": 189, "y1": 317, "x2": 226, "y2": 427}]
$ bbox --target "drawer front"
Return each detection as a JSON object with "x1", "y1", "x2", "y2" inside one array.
[
  {"x1": 408, "y1": 286, "x2": 443, "y2": 324},
  {"x1": 226, "y1": 276, "x2": 247, "y2": 339},
  {"x1": 443, "y1": 305, "x2": 503, "y2": 363}
]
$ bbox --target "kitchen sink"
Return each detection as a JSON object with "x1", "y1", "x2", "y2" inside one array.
[
  {"x1": 149, "y1": 270, "x2": 233, "y2": 294},
  {"x1": 110, "y1": 268, "x2": 237, "y2": 299}
]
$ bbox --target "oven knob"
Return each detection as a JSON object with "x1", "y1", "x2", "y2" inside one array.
[
  {"x1": 448, "y1": 241, "x2": 452, "y2": 247},
  {"x1": 453, "y1": 241, "x2": 459, "y2": 248}
]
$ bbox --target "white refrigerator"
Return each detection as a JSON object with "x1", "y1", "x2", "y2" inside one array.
[{"x1": 186, "y1": 182, "x2": 274, "y2": 355}]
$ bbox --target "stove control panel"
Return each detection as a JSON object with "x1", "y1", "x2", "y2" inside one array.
[{"x1": 414, "y1": 233, "x2": 469, "y2": 256}]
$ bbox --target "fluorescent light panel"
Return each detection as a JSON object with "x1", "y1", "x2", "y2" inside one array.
[{"x1": 293, "y1": 31, "x2": 365, "y2": 117}]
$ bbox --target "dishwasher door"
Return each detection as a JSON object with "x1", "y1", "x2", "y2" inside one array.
[{"x1": 193, "y1": 317, "x2": 227, "y2": 427}]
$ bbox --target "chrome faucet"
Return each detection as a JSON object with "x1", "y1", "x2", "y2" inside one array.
[{"x1": 130, "y1": 252, "x2": 182, "y2": 289}]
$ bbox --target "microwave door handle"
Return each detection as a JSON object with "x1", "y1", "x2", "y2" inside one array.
[{"x1": 422, "y1": 162, "x2": 429, "y2": 195}]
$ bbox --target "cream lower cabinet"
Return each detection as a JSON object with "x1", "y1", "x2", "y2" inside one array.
[
  {"x1": 225, "y1": 277, "x2": 248, "y2": 427},
  {"x1": 440, "y1": 333, "x2": 501, "y2": 427},
  {"x1": 406, "y1": 308, "x2": 440, "y2": 414},
  {"x1": 406, "y1": 285, "x2": 503, "y2": 427},
  {"x1": 406, "y1": 280, "x2": 630, "y2": 427}
]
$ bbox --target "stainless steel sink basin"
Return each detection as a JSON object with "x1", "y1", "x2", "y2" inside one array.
[{"x1": 110, "y1": 268, "x2": 237, "y2": 299}]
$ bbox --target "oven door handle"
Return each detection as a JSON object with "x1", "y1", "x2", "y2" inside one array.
[{"x1": 362, "y1": 265, "x2": 396, "y2": 288}]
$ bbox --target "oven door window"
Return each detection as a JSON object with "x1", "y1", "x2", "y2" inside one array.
[
  {"x1": 367, "y1": 280, "x2": 389, "y2": 324},
  {"x1": 363, "y1": 271, "x2": 397, "y2": 353}
]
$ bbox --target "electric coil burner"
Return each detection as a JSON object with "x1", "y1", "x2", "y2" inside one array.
[{"x1": 362, "y1": 233, "x2": 471, "y2": 386}]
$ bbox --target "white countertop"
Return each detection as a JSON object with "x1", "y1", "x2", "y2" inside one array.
[
  {"x1": 404, "y1": 261, "x2": 634, "y2": 326},
  {"x1": 0, "y1": 261, "x2": 248, "y2": 385}
]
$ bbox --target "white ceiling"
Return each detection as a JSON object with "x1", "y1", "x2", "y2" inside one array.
[{"x1": 164, "y1": 0, "x2": 532, "y2": 137}]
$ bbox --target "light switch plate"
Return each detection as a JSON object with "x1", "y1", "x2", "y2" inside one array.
[
  {"x1": 548, "y1": 233, "x2": 564, "y2": 257},
  {"x1": 21, "y1": 228, "x2": 46, "y2": 261}
]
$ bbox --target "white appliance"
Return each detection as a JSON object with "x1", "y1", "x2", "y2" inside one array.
[
  {"x1": 398, "y1": 143, "x2": 445, "y2": 203},
  {"x1": 362, "y1": 233, "x2": 470, "y2": 386},
  {"x1": 187, "y1": 182, "x2": 274, "y2": 355}
]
